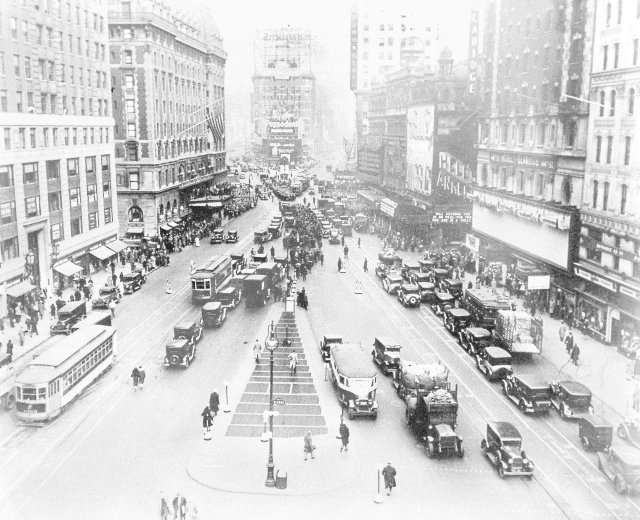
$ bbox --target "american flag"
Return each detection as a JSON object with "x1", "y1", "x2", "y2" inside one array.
[{"x1": 205, "y1": 109, "x2": 225, "y2": 142}]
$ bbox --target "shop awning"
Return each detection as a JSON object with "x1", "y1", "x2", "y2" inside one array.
[
  {"x1": 90, "y1": 245, "x2": 116, "y2": 261},
  {"x1": 106, "y1": 239, "x2": 129, "y2": 253},
  {"x1": 6, "y1": 281, "x2": 36, "y2": 298},
  {"x1": 189, "y1": 201, "x2": 224, "y2": 209},
  {"x1": 168, "y1": 222, "x2": 178, "y2": 228},
  {"x1": 126, "y1": 226, "x2": 144, "y2": 235},
  {"x1": 53, "y1": 260, "x2": 84, "y2": 278},
  {"x1": 160, "y1": 224, "x2": 172, "y2": 232}
]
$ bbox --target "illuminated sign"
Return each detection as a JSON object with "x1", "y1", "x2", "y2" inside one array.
[
  {"x1": 468, "y1": 8, "x2": 479, "y2": 94},
  {"x1": 432, "y1": 212, "x2": 472, "y2": 224},
  {"x1": 406, "y1": 105, "x2": 435, "y2": 195},
  {"x1": 489, "y1": 152, "x2": 556, "y2": 171},
  {"x1": 350, "y1": 9, "x2": 358, "y2": 91}
]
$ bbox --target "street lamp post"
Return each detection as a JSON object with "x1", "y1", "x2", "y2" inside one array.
[{"x1": 264, "y1": 321, "x2": 279, "y2": 487}]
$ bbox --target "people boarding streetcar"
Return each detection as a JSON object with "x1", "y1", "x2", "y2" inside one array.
[
  {"x1": 190, "y1": 255, "x2": 234, "y2": 304},
  {"x1": 15, "y1": 325, "x2": 117, "y2": 422}
]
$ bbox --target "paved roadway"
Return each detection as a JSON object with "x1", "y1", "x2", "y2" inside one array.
[{"x1": 0, "y1": 173, "x2": 638, "y2": 520}]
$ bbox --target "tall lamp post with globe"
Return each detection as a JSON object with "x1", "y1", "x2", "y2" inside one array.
[{"x1": 264, "y1": 321, "x2": 279, "y2": 487}]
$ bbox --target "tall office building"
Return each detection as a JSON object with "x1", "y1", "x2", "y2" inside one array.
[
  {"x1": 0, "y1": 0, "x2": 118, "y2": 305},
  {"x1": 576, "y1": 0, "x2": 640, "y2": 344},
  {"x1": 109, "y1": 0, "x2": 226, "y2": 238},
  {"x1": 251, "y1": 27, "x2": 316, "y2": 166}
]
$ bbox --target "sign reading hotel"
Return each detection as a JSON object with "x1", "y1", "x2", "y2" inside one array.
[{"x1": 406, "y1": 105, "x2": 435, "y2": 195}]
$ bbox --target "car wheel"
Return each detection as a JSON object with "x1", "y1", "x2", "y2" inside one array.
[
  {"x1": 480, "y1": 439, "x2": 487, "y2": 451},
  {"x1": 518, "y1": 401, "x2": 526, "y2": 412},
  {"x1": 457, "y1": 444, "x2": 465, "y2": 458},
  {"x1": 409, "y1": 297, "x2": 417, "y2": 306},
  {"x1": 4, "y1": 393, "x2": 16, "y2": 410},
  {"x1": 184, "y1": 357, "x2": 190, "y2": 368},
  {"x1": 614, "y1": 476, "x2": 627, "y2": 494},
  {"x1": 580, "y1": 436, "x2": 590, "y2": 451},
  {"x1": 559, "y1": 404, "x2": 566, "y2": 419},
  {"x1": 498, "y1": 466, "x2": 506, "y2": 479},
  {"x1": 426, "y1": 442, "x2": 434, "y2": 458},
  {"x1": 617, "y1": 425, "x2": 628, "y2": 440},
  {"x1": 501, "y1": 381, "x2": 509, "y2": 395}
]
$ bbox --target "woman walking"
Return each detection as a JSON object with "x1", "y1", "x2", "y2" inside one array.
[{"x1": 304, "y1": 431, "x2": 315, "y2": 460}]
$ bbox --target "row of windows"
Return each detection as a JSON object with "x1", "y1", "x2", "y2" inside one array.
[
  {"x1": 0, "y1": 157, "x2": 111, "y2": 187},
  {"x1": 602, "y1": 39, "x2": 639, "y2": 71},
  {"x1": 493, "y1": 120, "x2": 577, "y2": 149},
  {"x1": 591, "y1": 181, "x2": 629, "y2": 214},
  {"x1": 594, "y1": 135, "x2": 632, "y2": 165},
  {"x1": 597, "y1": 88, "x2": 635, "y2": 117},
  {"x1": 498, "y1": 48, "x2": 563, "y2": 77},
  {"x1": 1, "y1": 125, "x2": 111, "y2": 151},
  {"x1": 0, "y1": 89, "x2": 110, "y2": 118},
  {"x1": 6, "y1": 2, "x2": 105, "y2": 31},
  {"x1": 603, "y1": 0, "x2": 640, "y2": 26},
  {"x1": 61, "y1": 337, "x2": 113, "y2": 396},
  {"x1": 0, "y1": 207, "x2": 112, "y2": 263},
  {"x1": 1, "y1": 189, "x2": 107, "y2": 222},
  {"x1": 479, "y1": 165, "x2": 568, "y2": 202}
]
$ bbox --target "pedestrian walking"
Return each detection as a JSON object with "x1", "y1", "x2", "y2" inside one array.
[
  {"x1": 341, "y1": 235, "x2": 345, "y2": 247},
  {"x1": 254, "y1": 339, "x2": 262, "y2": 364},
  {"x1": 138, "y1": 365, "x2": 146, "y2": 390},
  {"x1": 209, "y1": 390, "x2": 220, "y2": 416},
  {"x1": 6, "y1": 340, "x2": 14, "y2": 363},
  {"x1": 320, "y1": 252, "x2": 324, "y2": 266},
  {"x1": 344, "y1": 245, "x2": 349, "y2": 260},
  {"x1": 559, "y1": 322, "x2": 567, "y2": 342},
  {"x1": 201, "y1": 405, "x2": 213, "y2": 435},
  {"x1": 108, "y1": 299, "x2": 116, "y2": 318},
  {"x1": 18, "y1": 328, "x2": 24, "y2": 347},
  {"x1": 165, "y1": 280, "x2": 173, "y2": 294},
  {"x1": 173, "y1": 493, "x2": 187, "y2": 520},
  {"x1": 382, "y1": 462, "x2": 397, "y2": 495},
  {"x1": 131, "y1": 366, "x2": 140, "y2": 390},
  {"x1": 570, "y1": 344, "x2": 580, "y2": 366},
  {"x1": 339, "y1": 422, "x2": 350, "y2": 452},
  {"x1": 303, "y1": 430, "x2": 315, "y2": 460},
  {"x1": 159, "y1": 493, "x2": 172, "y2": 520},
  {"x1": 358, "y1": 237, "x2": 361, "y2": 248},
  {"x1": 288, "y1": 351, "x2": 299, "y2": 375},
  {"x1": 270, "y1": 246, "x2": 275, "y2": 258},
  {"x1": 337, "y1": 257, "x2": 342, "y2": 272},
  {"x1": 363, "y1": 259, "x2": 368, "y2": 272},
  {"x1": 564, "y1": 331, "x2": 574, "y2": 354}
]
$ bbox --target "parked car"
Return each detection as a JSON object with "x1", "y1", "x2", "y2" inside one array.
[
  {"x1": 430, "y1": 268, "x2": 449, "y2": 285},
  {"x1": 431, "y1": 291, "x2": 455, "y2": 316},
  {"x1": 254, "y1": 230, "x2": 271, "y2": 244},
  {"x1": 122, "y1": 271, "x2": 144, "y2": 294},
  {"x1": 617, "y1": 416, "x2": 640, "y2": 449},
  {"x1": 397, "y1": 283, "x2": 421, "y2": 307},
  {"x1": 164, "y1": 338, "x2": 195, "y2": 368},
  {"x1": 441, "y1": 278, "x2": 464, "y2": 298},
  {"x1": 92, "y1": 286, "x2": 120, "y2": 309},
  {"x1": 443, "y1": 308, "x2": 471, "y2": 335},
  {"x1": 481, "y1": 422, "x2": 534, "y2": 479},
  {"x1": 549, "y1": 380, "x2": 594, "y2": 420},
  {"x1": 230, "y1": 253, "x2": 246, "y2": 272},
  {"x1": 501, "y1": 373, "x2": 552, "y2": 414},
  {"x1": 382, "y1": 274, "x2": 404, "y2": 295},
  {"x1": 202, "y1": 301, "x2": 227, "y2": 328},
  {"x1": 225, "y1": 230, "x2": 239, "y2": 243},
  {"x1": 213, "y1": 285, "x2": 242, "y2": 308},
  {"x1": 210, "y1": 228, "x2": 225, "y2": 244},
  {"x1": 320, "y1": 334, "x2": 343, "y2": 363},
  {"x1": 578, "y1": 415, "x2": 613, "y2": 452},
  {"x1": 475, "y1": 346, "x2": 512, "y2": 381},
  {"x1": 618, "y1": 338, "x2": 640, "y2": 359},
  {"x1": 173, "y1": 320, "x2": 203, "y2": 347},
  {"x1": 596, "y1": 446, "x2": 640, "y2": 494},
  {"x1": 458, "y1": 327, "x2": 492, "y2": 355},
  {"x1": 371, "y1": 336, "x2": 402, "y2": 375},
  {"x1": 416, "y1": 281, "x2": 438, "y2": 304},
  {"x1": 50, "y1": 300, "x2": 87, "y2": 335},
  {"x1": 329, "y1": 228, "x2": 341, "y2": 244}
]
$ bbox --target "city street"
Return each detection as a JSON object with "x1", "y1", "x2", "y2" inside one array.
[{"x1": 0, "y1": 179, "x2": 638, "y2": 520}]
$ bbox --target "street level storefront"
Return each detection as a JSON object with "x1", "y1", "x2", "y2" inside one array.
[{"x1": 377, "y1": 197, "x2": 430, "y2": 236}]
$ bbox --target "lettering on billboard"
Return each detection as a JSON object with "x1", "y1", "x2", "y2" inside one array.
[
  {"x1": 468, "y1": 9, "x2": 479, "y2": 94},
  {"x1": 431, "y1": 212, "x2": 472, "y2": 224},
  {"x1": 350, "y1": 9, "x2": 358, "y2": 91},
  {"x1": 406, "y1": 105, "x2": 435, "y2": 195},
  {"x1": 620, "y1": 285, "x2": 640, "y2": 301},
  {"x1": 574, "y1": 266, "x2": 617, "y2": 292},
  {"x1": 357, "y1": 135, "x2": 383, "y2": 177},
  {"x1": 379, "y1": 198, "x2": 397, "y2": 218},
  {"x1": 490, "y1": 152, "x2": 556, "y2": 171}
]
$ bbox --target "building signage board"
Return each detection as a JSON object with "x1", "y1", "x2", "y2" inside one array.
[
  {"x1": 466, "y1": 234, "x2": 479, "y2": 253},
  {"x1": 527, "y1": 275, "x2": 551, "y2": 290},
  {"x1": 431, "y1": 212, "x2": 472, "y2": 224},
  {"x1": 357, "y1": 135, "x2": 383, "y2": 177},
  {"x1": 379, "y1": 198, "x2": 398, "y2": 218},
  {"x1": 350, "y1": 9, "x2": 358, "y2": 91},
  {"x1": 574, "y1": 265, "x2": 617, "y2": 292},
  {"x1": 620, "y1": 285, "x2": 640, "y2": 302},
  {"x1": 406, "y1": 105, "x2": 435, "y2": 195},
  {"x1": 489, "y1": 152, "x2": 556, "y2": 172},
  {"x1": 468, "y1": 8, "x2": 479, "y2": 94}
]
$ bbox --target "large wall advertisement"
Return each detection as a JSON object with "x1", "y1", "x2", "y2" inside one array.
[
  {"x1": 406, "y1": 105, "x2": 435, "y2": 196},
  {"x1": 472, "y1": 204, "x2": 571, "y2": 270},
  {"x1": 357, "y1": 135, "x2": 383, "y2": 178}
]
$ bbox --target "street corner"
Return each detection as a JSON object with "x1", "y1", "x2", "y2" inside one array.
[{"x1": 185, "y1": 433, "x2": 361, "y2": 496}]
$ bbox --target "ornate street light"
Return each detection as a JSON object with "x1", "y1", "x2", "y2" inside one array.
[{"x1": 264, "y1": 321, "x2": 279, "y2": 487}]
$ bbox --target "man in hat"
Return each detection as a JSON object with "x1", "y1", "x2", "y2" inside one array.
[{"x1": 382, "y1": 462, "x2": 397, "y2": 495}]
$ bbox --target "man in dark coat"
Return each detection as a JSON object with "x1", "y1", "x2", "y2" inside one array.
[
  {"x1": 201, "y1": 405, "x2": 213, "y2": 434},
  {"x1": 172, "y1": 493, "x2": 187, "y2": 520},
  {"x1": 209, "y1": 390, "x2": 220, "y2": 416},
  {"x1": 339, "y1": 422, "x2": 350, "y2": 452},
  {"x1": 565, "y1": 331, "x2": 574, "y2": 353},
  {"x1": 382, "y1": 462, "x2": 397, "y2": 495}
]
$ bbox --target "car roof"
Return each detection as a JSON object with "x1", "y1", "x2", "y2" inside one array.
[
  {"x1": 434, "y1": 423, "x2": 455, "y2": 436},
  {"x1": 466, "y1": 327, "x2": 492, "y2": 338},
  {"x1": 417, "y1": 281, "x2": 435, "y2": 289},
  {"x1": 448, "y1": 308, "x2": 470, "y2": 317},
  {"x1": 228, "y1": 230, "x2": 238, "y2": 233},
  {"x1": 445, "y1": 278, "x2": 462, "y2": 285},
  {"x1": 489, "y1": 421, "x2": 522, "y2": 440},
  {"x1": 387, "y1": 274, "x2": 403, "y2": 282},
  {"x1": 203, "y1": 301, "x2": 222, "y2": 310},
  {"x1": 324, "y1": 335, "x2": 343, "y2": 342},
  {"x1": 218, "y1": 286, "x2": 236, "y2": 293},
  {"x1": 558, "y1": 380, "x2": 592, "y2": 396},
  {"x1": 484, "y1": 346, "x2": 512, "y2": 359},
  {"x1": 579, "y1": 414, "x2": 611, "y2": 428},
  {"x1": 214, "y1": 228, "x2": 224, "y2": 232},
  {"x1": 245, "y1": 274, "x2": 267, "y2": 281},
  {"x1": 122, "y1": 272, "x2": 139, "y2": 278},
  {"x1": 166, "y1": 338, "x2": 189, "y2": 348},
  {"x1": 435, "y1": 291, "x2": 454, "y2": 300},
  {"x1": 175, "y1": 321, "x2": 195, "y2": 330},
  {"x1": 331, "y1": 344, "x2": 378, "y2": 379},
  {"x1": 402, "y1": 261, "x2": 421, "y2": 269},
  {"x1": 375, "y1": 336, "x2": 400, "y2": 347},
  {"x1": 433, "y1": 268, "x2": 448, "y2": 274},
  {"x1": 514, "y1": 373, "x2": 550, "y2": 390},
  {"x1": 401, "y1": 283, "x2": 419, "y2": 290}
]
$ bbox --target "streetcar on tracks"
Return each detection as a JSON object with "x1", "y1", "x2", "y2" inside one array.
[
  {"x1": 191, "y1": 255, "x2": 234, "y2": 304},
  {"x1": 15, "y1": 325, "x2": 117, "y2": 422}
]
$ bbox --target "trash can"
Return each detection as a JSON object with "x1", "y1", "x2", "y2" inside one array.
[{"x1": 275, "y1": 470, "x2": 288, "y2": 489}]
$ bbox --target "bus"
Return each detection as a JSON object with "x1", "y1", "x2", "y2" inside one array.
[
  {"x1": 15, "y1": 325, "x2": 117, "y2": 422},
  {"x1": 462, "y1": 288, "x2": 512, "y2": 331},
  {"x1": 191, "y1": 255, "x2": 234, "y2": 304}
]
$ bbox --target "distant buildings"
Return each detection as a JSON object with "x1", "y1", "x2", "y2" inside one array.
[
  {"x1": 109, "y1": 0, "x2": 226, "y2": 238},
  {"x1": 0, "y1": 0, "x2": 118, "y2": 298},
  {"x1": 251, "y1": 28, "x2": 316, "y2": 166}
]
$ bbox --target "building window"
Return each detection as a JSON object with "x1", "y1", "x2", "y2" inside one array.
[
  {"x1": 127, "y1": 123, "x2": 136, "y2": 138},
  {"x1": 13, "y1": 54, "x2": 20, "y2": 77},
  {"x1": 0, "y1": 201, "x2": 16, "y2": 225},
  {"x1": 124, "y1": 74, "x2": 134, "y2": 89},
  {"x1": 48, "y1": 191, "x2": 61, "y2": 212},
  {"x1": 595, "y1": 136, "x2": 602, "y2": 162},
  {"x1": 624, "y1": 136, "x2": 631, "y2": 165},
  {"x1": 104, "y1": 207, "x2": 112, "y2": 224},
  {"x1": 128, "y1": 172, "x2": 139, "y2": 190},
  {"x1": 124, "y1": 50, "x2": 133, "y2": 64},
  {"x1": 23, "y1": 162, "x2": 38, "y2": 184},
  {"x1": 0, "y1": 91, "x2": 6, "y2": 112},
  {"x1": 25, "y1": 196, "x2": 40, "y2": 217},
  {"x1": 29, "y1": 128, "x2": 36, "y2": 148},
  {"x1": 128, "y1": 205, "x2": 142, "y2": 222},
  {"x1": 70, "y1": 216, "x2": 82, "y2": 236},
  {"x1": 599, "y1": 91, "x2": 605, "y2": 116},
  {"x1": 610, "y1": 90, "x2": 616, "y2": 115},
  {"x1": 606, "y1": 1, "x2": 612, "y2": 24},
  {"x1": 125, "y1": 99, "x2": 135, "y2": 113},
  {"x1": 629, "y1": 88, "x2": 636, "y2": 115},
  {"x1": 592, "y1": 180, "x2": 599, "y2": 208},
  {"x1": 0, "y1": 165, "x2": 13, "y2": 186},
  {"x1": 50, "y1": 222, "x2": 64, "y2": 241},
  {"x1": 613, "y1": 43, "x2": 619, "y2": 68},
  {"x1": 607, "y1": 136, "x2": 613, "y2": 163},
  {"x1": 565, "y1": 121, "x2": 576, "y2": 148},
  {"x1": 67, "y1": 158, "x2": 78, "y2": 176},
  {"x1": 46, "y1": 160, "x2": 59, "y2": 180},
  {"x1": 85, "y1": 156, "x2": 95, "y2": 175},
  {"x1": 103, "y1": 181, "x2": 111, "y2": 199},
  {"x1": 603, "y1": 181, "x2": 610, "y2": 210},
  {"x1": 69, "y1": 187, "x2": 80, "y2": 207},
  {"x1": 1, "y1": 236, "x2": 19, "y2": 262},
  {"x1": 621, "y1": 184, "x2": 628, "y2": 214},
  {"x1": 87, "y1": 184, "x2": 97, "y2": 203},
  {"x1": 603, "y1": 45, "x2": 608, "y2": 70},
  {"x1": 634, "y1": 39, "x2": 639, "y2": 66},
  {"x1": 88, "y1": 211, "x2": 98, "y2": 230}
]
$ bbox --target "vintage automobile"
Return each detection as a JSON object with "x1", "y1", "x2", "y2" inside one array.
[
  {"x1": 50, "y1": 300, "x2": 87, "y2": 335},
  {"x1": 173, "y1": 320, "x2": 203, "y2": 346},
  {"x1": 475, "y1": 346, "x2": 512, "y2": 381},
  {"x1": 329, "y1": 228, "x2": 341, "y2": 244},
  {"x1": 617, "y1": 416, "x2": 640, "y2": 449},
  {"x1": 329, "y1": 344, "x2": 378, "y2": 420},
  {"x1": 382, "y1": 274, "x2": 404, "y2": 295},
  {"x1": 442, "y1": 278, "x2": 463, "y2": 298},
  {"x1": 596, "y1": 446, "x2": 640, "y2": 494},
  {"x1": 419, "y1": 259, "x2": 435, "y2": 272},
  {"x1": 443, "y1": 308, "x2": 471, "y2": 335},
  {"x1": 430, "y1": 268, "x2": 449, "y2": 285},
  {"x1": 268, "y1": 224, "x2": 282, "y2": 239},
  {"x1": 376, "y1": 255, "x2": 401, "y2": 279},
  {"x1": 578, "y1": 415, "x2": 613, "y2": 451},
  {"x1": 243, "y1": 274, "x2": 270, "y2": 307},
  {"x1": 416, "y1": 281, "x2": 438, "y2": 304},
  {"x1": 284, "y1": 215, "x2": 295, "y2": 228},
  {"x1": 481, "y1": 422, "x2": 534, "y2": 479},
  {"x1": 371, "y1": 336, "x2": 402, "y2": 375},
  {"x1": 618, "y1": 338, "x2": 640, "y2": 359},
  {"x1": 397, "y1": 283, "x2": 421, "y2": 307},
  {"x1": 92, "y1": 286, "x2": 120, "y2": 309},
  {"x1": 431, "y1": 291, "x2": 455, "y2": 316},
  {"x1": 549, "y1": 380, "x2": 594, "y2": 420},
  {"x1": 273, "y1": 255, "x2": 288, "y2": 269},
  {"x1": 225, "y1": 230, "x2": 239, "y2": 243},
  {"x1": 410, "y1": 271, "x2": 431, "y2": 285},
  {"x1": 254, "y1": 230, "x2": 271, "y2": 244},
  {"x1": 202, "y1": 301, "x2": 227, "y2": 327},
  {"x1": 122, "y1": 271, "x2": 145, "y2": 294},
  {"x1": 320, "y1": 334, "x2": 343, "y2": 362},
  {"x1": 210, "y1": 228, "x2": 225, "y2": 244},
  {"x1": 458, "y1": 327, "x2": 493, "y2": 355},
  {"x1": 251, "y1": 253, "x2": 268, "y2": 264},
  {"x1": 230, "y1": 253, "x2": 246, "y2": 272},
  {"x1": 164, "y1": 338, "x2": 196, "y2": 368},
  {"x1": 501, "y1": 373, "x2": 552, "y2": 414},
  {"x1": 213, "y1": 285, "x2": 242, "y2": 307},
  {"x1": 401, "y1": 260, "x2": 421, "y2": 282}
]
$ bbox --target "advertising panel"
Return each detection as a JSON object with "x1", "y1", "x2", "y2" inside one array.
[
  {"x1": 350, "y1": 9, "x2": 358, "y2": 91},
  {"x1": 472, "y1": 204, "x2": 571, "y2": 270},
  {"x1": 263, "y1": 138, "x2": 301, "y2": 158},
  {"x1": 527, "y1": 275, "x2": 551, "y2": 290},
  {"x1": 379, "y1": 198, "x2": 398, "y2": 218},
  {"x1": 468, "y1": 9, "x2": 479, "y2": 94},
  {"x1": 406, "y1": 105, "x2": 435, "y2": 195},
  {"x1": 357, "y1": 135, "x2": 383, "y2": 177}
]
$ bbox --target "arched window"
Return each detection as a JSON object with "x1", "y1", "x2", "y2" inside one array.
[
  {"x1": 606, "y1": 2, "x2": 612, "y2": 24},
  {"x1": 610, "y1": 89, "x2": 616, "y2": 116},
  {"x1": 128, "y1": 206, "x2": 143, "y2": 222},
  {"x1": 599, "y1": 91, "x2": 606, "y2": 116},
  {"x1": 565, "y1": 121, "x2": 577, "y2": 147},
  {"x1": 592, "y1": 180, "x2": 599, "y2": 208},
  {"x1": 629, "y1": 88, "x2": 635, "y2": 115},
  {"x1": 561, "y1": 178, "x2": 572, "y2": 205}
]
